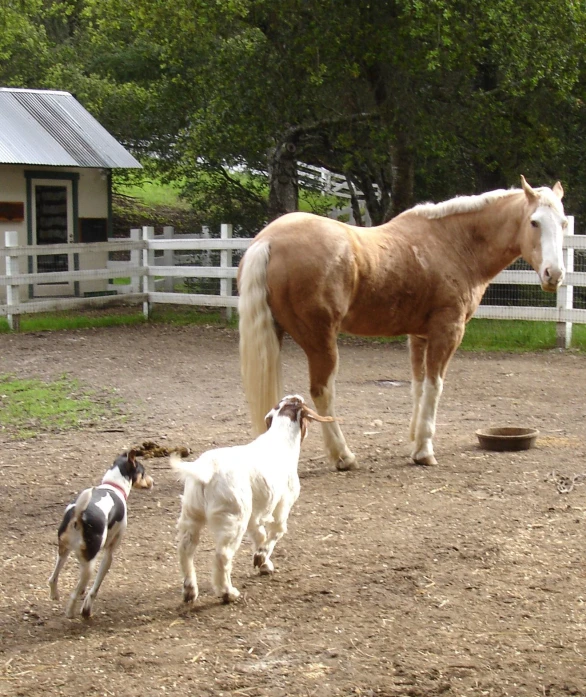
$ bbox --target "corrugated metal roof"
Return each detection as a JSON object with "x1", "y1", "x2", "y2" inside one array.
[{"x1": 0, "y1": 88, "x2": 142, "y2": 168}]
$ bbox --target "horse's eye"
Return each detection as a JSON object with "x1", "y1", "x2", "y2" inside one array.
[{"x1": 530, "y1": 220, "x2": 539, "y2": 228}]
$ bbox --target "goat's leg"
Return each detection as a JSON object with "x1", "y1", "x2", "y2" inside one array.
[
  {"x1": 253, "y1": 502, "x2": 292, "y2": 574},
  {"x1": 307, "y1": 341, "x2": 356, "y2": 471},
  {"x1": 48, "y1": 546, "x2": 70, "y2": 601},
  {"x1": 177, "y1": 517, "x2": 203, "y2": 603},
  {"x1": 248, "y1": 522, "x2": 268, "y2": 570},
  {"x1": 81, "y1": 541, "x2": 119, "y2": 618},
  {"x1": 209, "y1": 516, "x2": 247, "y2": 603},
  {"x1": 408, "y1": 335, "x2": 427, "y2": 444},
  {"x1": 65, "y1": 560, "x2": 93, "y2": 618}
]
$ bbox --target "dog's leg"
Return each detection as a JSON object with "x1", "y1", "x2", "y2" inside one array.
[
  {"x1": 66, "y1": 560, "x2": 93, "y2": 618},
  {"x1": 177, "y1": 518, "x2": 203, "y2": 603},
  {"x1": 48, "y1": 548, "x2": 70, "y2": 601},
  {"x1": 209, "y1": 514, "x2": 247, "y2": 603},
  {"x1": 81, "y1": 545, "x2": 116, "y2": 619}
]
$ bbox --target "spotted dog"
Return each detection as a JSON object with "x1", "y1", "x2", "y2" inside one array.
[{"x1": 48, "y1": 450, "x2": 153, "y2": 618}]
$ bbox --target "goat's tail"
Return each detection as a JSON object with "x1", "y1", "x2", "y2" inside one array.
[
  {"x1": 170, "y1": 453, "x2": 215, "y2": 486},
  {"x1": 74, "y1": 488, "x2": 93, "y2": 522},
  {"x1": 238, "y1": 239, "x2": 282, "y2": 435}
]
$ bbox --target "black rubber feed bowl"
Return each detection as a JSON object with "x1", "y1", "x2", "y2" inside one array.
[{"x1": 475, "y1": 426, "x2": 539, "y2": 452}]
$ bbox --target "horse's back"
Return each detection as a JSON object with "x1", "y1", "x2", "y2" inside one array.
[{"x1": 251, "y1": 213, "x2": 359, "y2": 327}]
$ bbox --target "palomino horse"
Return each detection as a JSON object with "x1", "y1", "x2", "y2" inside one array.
[{"x1": 238, "y1": 177, "x2": 566, "y2": 469}]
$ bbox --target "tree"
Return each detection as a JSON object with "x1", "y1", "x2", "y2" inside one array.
[{"x1": 5, "y1": 0, "x2": 586, "y2": 229}]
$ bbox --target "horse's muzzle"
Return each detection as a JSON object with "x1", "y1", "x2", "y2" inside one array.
[{"x1": 541, "y1": 266, "x2": 564, "y2": 292}]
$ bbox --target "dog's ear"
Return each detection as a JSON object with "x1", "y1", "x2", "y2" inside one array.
[{"x1": 126, "y1": 449, "x2": 138, "y2": 468}]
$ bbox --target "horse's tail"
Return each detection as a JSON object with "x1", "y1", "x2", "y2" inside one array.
[{"x1": 238, "y1": 239, "x2": 283, "y2": 435}]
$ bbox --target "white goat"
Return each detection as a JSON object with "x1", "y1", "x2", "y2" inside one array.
[{"x1": 170, "y1": 394, "x2": 333, "y2": 603}]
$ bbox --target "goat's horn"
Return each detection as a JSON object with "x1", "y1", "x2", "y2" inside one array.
[{"x1": 302, "y1": 405, "x2": 335, "y2": 423}]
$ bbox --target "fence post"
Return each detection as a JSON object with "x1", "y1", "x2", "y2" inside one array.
[
  {"x1": 556, "y1": 216, "x2": 574, "y2": 349},
  {"x1": 220, "y1": 223, "x2": 233, "y2": 321},
  {"x1": 130, "y1": 228, "x2": 141, "y2": 294},
  {"x1": 142, "y1": 226, "x2": 155, "y2": 319},
  {"x1": 5, "y1": 231, "x2": 20, "y2": 331},
  {"x1": 163, "y1": 226, "x2": 174, "y2": 291}
]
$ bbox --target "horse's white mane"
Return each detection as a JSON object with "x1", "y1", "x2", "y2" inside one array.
[
  {"x1": 409, "y1": 188, "x2": 519, "y2": 220},
  {"x1": 409, "y1": 185, "x2": 562, "y2": 220}
]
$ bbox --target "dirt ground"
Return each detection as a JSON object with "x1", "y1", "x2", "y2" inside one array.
[{"x1": 1, "y1": 323, "x2": 586, "y2": 697}]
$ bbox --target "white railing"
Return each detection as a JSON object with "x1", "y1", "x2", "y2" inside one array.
[{"x1": 1, "y1": 221, "x2": 585, "y2": 347}]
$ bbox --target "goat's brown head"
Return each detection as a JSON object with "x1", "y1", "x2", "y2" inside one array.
[{"x1": 264, "y1": 394, "x2": 335, "y2": 442}]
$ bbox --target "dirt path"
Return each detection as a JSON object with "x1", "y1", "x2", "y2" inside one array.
[{"x1": 1, "y1": 324, "x2": 585, "y2": 696}]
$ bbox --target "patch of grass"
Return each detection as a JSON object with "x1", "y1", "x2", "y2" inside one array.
[
  {"x1": 1, "y1": 306, "x2": 585, "y2": 351},
  {"x1": 0, "y1": 311, "x2": 146, "y2": 333},
  {"x1": 460, "y1": 319, "x2": 582, "y2": 352},
  {"x1": 149, "y1": 305, "x2": 239, "y2": 328},
  {"x1": 115, "y1": 179, "x2": 189, "y2": 209},
  {"x1": 0, "y1": 374, "x2": 119, "y2": 438},
  {"x1": 344, "y1": 319, "x2": 586, "y2": 352},
  {"x1": 0, "y1": 306, "x2": 237, "y2": 333}
]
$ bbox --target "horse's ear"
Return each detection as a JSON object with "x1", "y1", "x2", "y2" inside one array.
[
  {"x1": 520, "y1": 175, "x2": 538, "y2": 202},
  {"x1": 552, "y1": 181, "x2": 564, "y2": 200}
]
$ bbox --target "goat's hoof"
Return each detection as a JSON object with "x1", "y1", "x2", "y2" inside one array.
[
  {"x1": 335, "y1": 453, "x2": 358, "y2": 471},
  {"x1": 221, "y1": 587, "x2": 240, "y2": 604},
  {"x1": 253, "y1": 551, "x2": 266, "y2": 568},
  {"x1": 65, "y1": 605, "x2": 76, "y2": 619},
  {"x1": 81, "y1": 605, "x2": 92, "y2": 619},
  {"x1": 183, "y1": 583, "x2": 198, "y2": 603},
  {"x1": 412, "y1": 453, "x2": 437, "y2": 466},
  {"x1": 259, "y1": 561, "x2": 274, "y2": 575},
  {"x1": 49, "y1": 589, "x2": 59, "y2": 601}
]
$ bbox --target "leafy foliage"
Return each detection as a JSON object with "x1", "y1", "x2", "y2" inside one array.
[{"x1": 4, "y1": 0, "x2": 586, "y2": 226}]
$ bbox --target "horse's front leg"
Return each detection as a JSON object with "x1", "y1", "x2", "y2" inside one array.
[
  {"x1": 307, "y1": 344, "x2": 357, "y2": 471},
  {"x1": 411, "y1": 319, "x2": 465, "y2": 466},
  {"x1": 408, "y1": 335, "x2": 427, "y2": 444}
]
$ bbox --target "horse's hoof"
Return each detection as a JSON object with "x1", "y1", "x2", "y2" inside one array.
[
  {"x1": 336, "y1": 453, "x2": 358, "y2": 471},
  {"x1": 412, "y1": 454, "x2": 437, "y2": 466}
]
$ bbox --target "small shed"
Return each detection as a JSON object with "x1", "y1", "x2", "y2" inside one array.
[{"x1": 0, "y1": 87, "x2": 141, "y2": 300}]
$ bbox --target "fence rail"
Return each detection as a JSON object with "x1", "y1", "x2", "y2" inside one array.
[{"x1": 2, "y1": 221, "x2": 586, "y2": 346}]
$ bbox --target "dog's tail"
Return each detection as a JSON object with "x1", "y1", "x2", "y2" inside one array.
[
  {"x1": 73, "y1": 488, "x2": 93, "y2": 521},
  {"x1": 170, "y1": 453, "x2": 215, "y2": 486}
]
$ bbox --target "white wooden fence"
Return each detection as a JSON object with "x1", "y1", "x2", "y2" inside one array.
[{"x1": 1, "y1": 221, "x2": 586, "y2": 347}]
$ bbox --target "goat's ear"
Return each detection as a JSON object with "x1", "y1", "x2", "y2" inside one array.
[{"x1": 265, "y1": 414, "x2": 274, "y2": 431}]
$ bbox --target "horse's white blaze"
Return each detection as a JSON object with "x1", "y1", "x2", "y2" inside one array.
[{"x1": 532, "y1": 205, "x2": 566, "y2": 290}]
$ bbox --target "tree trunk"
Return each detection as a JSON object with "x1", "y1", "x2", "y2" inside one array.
[
  {"x1": 267, "y1": 140, "x2": 299, "y2": 221},
  {"x1": 389, "y1": 133, "x2": 414, "y2": 217}
]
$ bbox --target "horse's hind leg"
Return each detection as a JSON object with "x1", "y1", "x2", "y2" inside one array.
[
  {"x1": 307, "y1": 343, "x2": 357, "y2": 471},
  {"x1": 411, "y1": 317, "x2": 465, "y2": 466}
]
